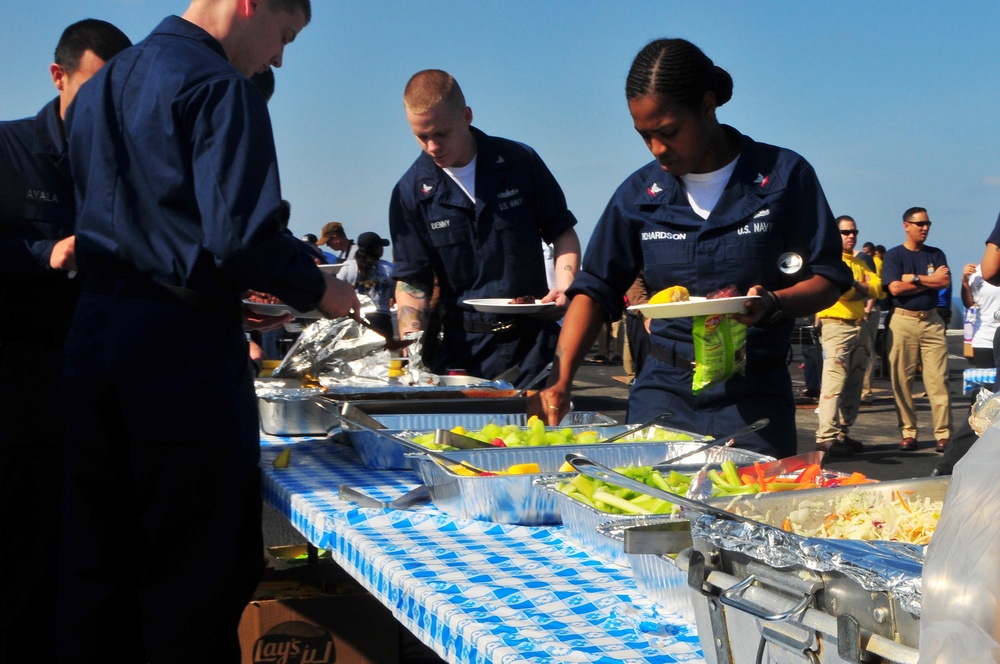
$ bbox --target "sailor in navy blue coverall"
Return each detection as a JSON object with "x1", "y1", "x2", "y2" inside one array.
[
  {"x1": 538, "y1": 39, "x2": 850, "y2": 458},
  {"x1": 59, "y1": 5, "x2": 356, "y2": 662},
  {"x1": 0, "y1": 19, "x2": 131, "y2": 664},
  {"x1": 391, "y1": 69, "x2": 581, "y2": 389}
]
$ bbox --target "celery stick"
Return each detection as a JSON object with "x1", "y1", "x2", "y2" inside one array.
[
  {"x1": 648, "y1": 471, "x2": 672, "y2": 494},
  {"x1": 593, "y1": 490, "x2": 652, "y2": 515},
  {"x1": 721, "y1": 460, "x2": 742, "y2": 486},
  {"x1": 571, "y1": 474, "x2": 596, "y2": 498}
]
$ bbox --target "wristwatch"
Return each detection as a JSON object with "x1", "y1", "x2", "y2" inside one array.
[
  {"x1": 911, "y1": 274, "x2": 922, "y2": 285},
  {"x1": 763, "y1": 290, "x2": 783, "y2": 325}
]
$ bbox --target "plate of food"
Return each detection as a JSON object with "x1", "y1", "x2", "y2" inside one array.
[
  {"x1": 628, "y1": 285, "x2": 760, "y2": 319},
  {"x1": 318, "y1": 263, "x2": 344, "y2": 274},
  {"x1": 463, "y1": 297, "x2": 556, "y2": 314}
]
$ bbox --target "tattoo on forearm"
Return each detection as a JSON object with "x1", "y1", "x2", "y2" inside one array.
[
  {"x1": 398, "y1": 281, "x2": 428, "y2": 298},
  {"x1": 398, "y1": 305, "x2": 424, "y2": 332}
]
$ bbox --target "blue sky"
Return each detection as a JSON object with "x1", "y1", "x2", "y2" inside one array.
[{"x1": 4, "y1": 1, "x2": 999, "y2": 275}]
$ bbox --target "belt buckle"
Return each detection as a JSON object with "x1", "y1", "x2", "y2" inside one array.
[{"x1": 491, "y1": 319, "x2": 515, "y2": 334}]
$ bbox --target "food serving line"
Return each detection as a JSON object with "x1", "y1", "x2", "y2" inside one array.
[
  {"x1": 258, "y1": 433, "x2": 707, "y2": 664},
  {"x1": 257, "y1": 389, "x2": 938, "y2": 664},
  {"x1": 250, "y1": 304, "x2": 941, "y2": 663}
]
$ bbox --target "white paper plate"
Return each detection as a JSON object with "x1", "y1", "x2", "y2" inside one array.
[
  {"x1": 463, "y1": 298, "x2": 556, "y2": 314},
  {"x1": 242, "y1": 301, "x2": 324, "y2": 319},
  {"x1": 628, "y1": 295, "x2": 759, "y2": 319},
  {"x1": 319, "y1": 263, "x2": 344, "y2": 274}
]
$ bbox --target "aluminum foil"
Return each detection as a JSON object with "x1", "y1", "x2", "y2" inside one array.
[
  {"x1": 254, "y1": 381, "x2": 325, "y2": 401},
  {"x1": 269, "y1": 305, "x2": 433, "y2": 386},
  {"x1": 688, "y1": 477, "x2": 951, "y2": 617}
]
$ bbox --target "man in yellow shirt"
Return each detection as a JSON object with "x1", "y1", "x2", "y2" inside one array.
[{"x1": 815, "y1": 216, "x2": 882, "y2": 456}]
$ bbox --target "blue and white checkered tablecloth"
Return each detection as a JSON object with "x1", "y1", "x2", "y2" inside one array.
[
  {"x1": 963, "y1": 368, "x2": 997, "y2": 395},
  {"x1": 259, "y1": 440, "x2": 705, "y2": 664}
]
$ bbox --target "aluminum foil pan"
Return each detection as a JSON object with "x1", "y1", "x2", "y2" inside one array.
[
  {"x1": 342, "y1": 420, "x2": 701, "y2": 472},
  {"x1": 341, "y1": 410, "x2": 622, "y2": 470},
  {"x1": 408, "y1": 455, "x2": 566, "y2": 525},
  {"x1": 693, "y1": 475, "x2": 950, "y2": 617},
  {"x1": 626, "y1": 552, "x2": 696, "y2": 624},
  {"x1": 609, "y1": 519, "x2": 697, "y2": 623},
  {"x1": 534, "y1": 447, "x2": 774, "y2": 562},
  {"x1": 407, "y1": 443, "x2": 769, "y2": 525}
]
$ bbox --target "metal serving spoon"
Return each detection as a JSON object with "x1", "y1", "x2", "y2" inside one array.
[
  {"x1": 593, "y1": 412, "x2": 674, "y2": 445},
  {"x1": 652, "y1": 418, "x2": 769, "y2": 469}
]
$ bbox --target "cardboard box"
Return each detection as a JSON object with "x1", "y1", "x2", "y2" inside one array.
[{"x1": 239, "y1": 560, "x2": 400, "y2": 664}]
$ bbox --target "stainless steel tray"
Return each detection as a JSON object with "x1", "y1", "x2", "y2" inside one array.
[
  {"x1": 256, "y1": 379, "x2": 523, "y2": 436},
  {"x1": 675, "y1": 546, "x2": 921, "y2": 664},
  {"x1": 257, "y1": 388, "x2": 336, "y2": 436},
  {"x1": 689, "y1": 476, "x2": 949, "y2": 621},
  {"x1": 408, "y1": 443, "x2": 770, "y2": 526},
  {"x1": 672, "y1": 475, "x2": 948, "y2": 664}
]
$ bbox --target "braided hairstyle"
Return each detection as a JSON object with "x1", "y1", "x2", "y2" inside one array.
[
  {"x1": 355, "y1": 245, "x2": 382, "y2": 281},
  {"x1": 625, "y1": 39, "x2": 733, "y2": 112}
]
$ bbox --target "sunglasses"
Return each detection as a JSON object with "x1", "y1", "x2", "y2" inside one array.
[
  {"x1": 840, "y1": 229, "x2": 859, "y2": 236},
  {"x1": 905, "y1": 221, "x2": 932, "y2": 228}
]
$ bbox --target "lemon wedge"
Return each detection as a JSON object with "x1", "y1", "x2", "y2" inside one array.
[{"x1": 272, "y1": 448, "x2": 291, "y2": 469}]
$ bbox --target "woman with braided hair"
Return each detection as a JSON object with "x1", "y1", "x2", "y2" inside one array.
[
  {"x1": 536, "y1": 38, "x2": 851, "y2": 458},
  {"x1": 337, "y1": 231, "x2": 396, "y2": 336}
]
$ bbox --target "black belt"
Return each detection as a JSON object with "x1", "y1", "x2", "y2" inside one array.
[
  {"x1": 649, "y1": 343, "x2": 786, "y2": 373},
  {"x1": 648, "y1": 344, "x2": 696, "y2": 370},
  {"x1": 84, "y1": 275, "x2": 241, "y2": 319},
  {"x1": 463, "y1": 317, "x2": 519, "y2": 335}
]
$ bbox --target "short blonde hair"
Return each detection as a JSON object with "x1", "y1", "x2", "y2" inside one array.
[{"x1": 403, "y1": 69, "x2": 466, "y2": 114}]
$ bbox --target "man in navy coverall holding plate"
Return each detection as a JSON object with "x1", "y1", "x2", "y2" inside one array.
[{"x1": 59, "y1": 1, "x2": 357, "y2": 661}]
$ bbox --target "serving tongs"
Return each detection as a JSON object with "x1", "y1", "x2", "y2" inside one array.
[
  {"x1": 565, "y1": 453, "x2": 763, "y2": 527},
  {"x1": 343, "y1": 414, "x2": 495, "y2": 475},
  {"x1": 352, "y1": 311, "x2": 415, "y2": 352},
  {"x1": 432, "y1": 429, "x2": 496, "y2": 450},
  {"x1": 337, "y1": 484, "x2": 430, "y2": 510},
  {"x1": 651, "y1": 418, "x2": 769, "y2": 469},
  {"x1": 592, "y1": 412, "x2": 674, "y2": 445}
]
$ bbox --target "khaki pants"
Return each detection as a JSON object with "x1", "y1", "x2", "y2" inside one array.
[
  {"x1": 816, "y1": 319, "x2": 868, "y2": 443},
  {"x1": 888, "y1": 311, "x2": 952, "y2": 440},
  {"x1": 859, "y1": 306, "x2": 880, "y2": 397}
]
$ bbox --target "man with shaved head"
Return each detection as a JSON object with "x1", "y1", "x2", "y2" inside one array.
[{"x1": 391, "y1": 69, "x2": 581, "y2": 388}]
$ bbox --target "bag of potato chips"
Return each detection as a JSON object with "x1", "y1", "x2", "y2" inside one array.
[{"x1": 691, "y1": 313, "x2": 746, "y2": 393}]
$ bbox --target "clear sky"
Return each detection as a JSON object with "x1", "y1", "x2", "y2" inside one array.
[{"x1": 3, "y1": 1, "x2": 999, "y2": 275}]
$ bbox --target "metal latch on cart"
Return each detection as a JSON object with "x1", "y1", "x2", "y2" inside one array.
[{"x1": 682, "y1": 550, "x2": 836, "y2": 662}]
